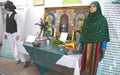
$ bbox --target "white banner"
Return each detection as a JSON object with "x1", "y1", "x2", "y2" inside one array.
[{"x1": 98, "y1": 0, "x2": 120, "y2": 75}]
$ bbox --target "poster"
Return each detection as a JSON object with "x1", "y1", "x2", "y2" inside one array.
[
  {"x1": 44, "y1": 6, "x2": 89, "y2": 40},
  {"x1": 97, "y1": 0, "x2": 120, "y2": 75}
]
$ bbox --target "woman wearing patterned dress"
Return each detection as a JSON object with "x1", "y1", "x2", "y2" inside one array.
[{"x1": 80, "y1": 1, "x2": 110, "y2": 75}]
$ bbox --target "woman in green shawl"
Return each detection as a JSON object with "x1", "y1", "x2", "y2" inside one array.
[{"x1": 80, "y1": 1, "x2": 109, "y2": 75}]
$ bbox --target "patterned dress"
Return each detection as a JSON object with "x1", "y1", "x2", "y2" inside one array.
[{"x1": 79, "y1": 1, "x2": 110, "y2": 75}]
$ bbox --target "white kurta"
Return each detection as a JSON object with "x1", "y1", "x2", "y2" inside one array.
[{"x1": 5, "y1": 12, "x2": 28, "y2": 62}]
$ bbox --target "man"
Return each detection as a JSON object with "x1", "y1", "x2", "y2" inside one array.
[{"x1": 4, "y1": 1, "x2": 30, "y2": 68}]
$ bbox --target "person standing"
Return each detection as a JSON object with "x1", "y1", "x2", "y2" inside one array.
[
  {"x1": 80, "y1": 1, "x2": 110, "y2": 75},
  {"x1": 4, "y1": 1, "x2": 30, "y2": 68}
]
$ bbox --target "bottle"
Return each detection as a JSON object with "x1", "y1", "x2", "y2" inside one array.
[{"x1": 47, "y1": 39, "x2": 50, "y2": 45}]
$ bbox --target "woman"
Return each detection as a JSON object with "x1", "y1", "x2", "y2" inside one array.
[
  {"x1": 80, "y1": 1, "x2": 109, "y2": 75},
  {"x1": 4, "y1": 1, "x2": 30, "y2": 67}
]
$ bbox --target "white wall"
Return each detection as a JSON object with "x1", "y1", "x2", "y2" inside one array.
[{"x1": 0, "y1": 7, "x2": 4, "y2": 44}]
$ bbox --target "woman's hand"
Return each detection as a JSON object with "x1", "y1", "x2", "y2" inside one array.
[
  {"x1": 16, "y1": 35, "x2": 19, "y2": 41},
  {"x1": 102, "y1": 49, "x2": 106, "y2": 55},
  {"x1": 99, "y1": 49, "x2": 106, "y2": 62}
]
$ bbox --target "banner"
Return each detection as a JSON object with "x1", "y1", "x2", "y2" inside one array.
[
  {"x1": 97, "y1": 0, "x2": 120, "y2": 75},
  {"x1": 63, "y1": 0, "x2": 81, "y2": 4}
]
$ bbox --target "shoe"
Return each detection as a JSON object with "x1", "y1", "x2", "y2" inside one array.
[
  {"x1": 24, "y1": 60, "x2": 31, "y2": 68},
  {"x1": 16, "y1": 60, "x2": 21, "y2": 65}
]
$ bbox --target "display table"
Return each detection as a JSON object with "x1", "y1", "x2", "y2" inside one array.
[{"x1": 23, "y1": 41, "x2": 81, "y2": 75}]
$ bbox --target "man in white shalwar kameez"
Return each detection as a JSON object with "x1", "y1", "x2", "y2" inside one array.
[{"x1": 4, "y1": 1, "x2": 30, "y2": 67}]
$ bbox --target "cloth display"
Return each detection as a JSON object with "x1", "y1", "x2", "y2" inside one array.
[{"x1": 56, "y1": 54, "x2": 82, "y2": 75}]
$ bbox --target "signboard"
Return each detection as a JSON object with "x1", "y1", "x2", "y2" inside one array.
[{"x1": 97, "y1": 0, "x2": 120, "y2": 75}]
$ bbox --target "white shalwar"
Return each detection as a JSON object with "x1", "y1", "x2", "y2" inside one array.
[{"x1": 5, "y1": 12, "x2": 28, "y2": 62}]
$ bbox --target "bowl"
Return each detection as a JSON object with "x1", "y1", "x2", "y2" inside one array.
[{"x1": 32, "y1": 42, "x2": 41, "y2": 47}]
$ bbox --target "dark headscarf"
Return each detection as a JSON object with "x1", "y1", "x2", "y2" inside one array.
[
  {"x1": 80, "y1": 1, "x2": 109, "y2": 43},
  {"x1": 4, "y1": 1, "x2": 16, "y2": 13}
]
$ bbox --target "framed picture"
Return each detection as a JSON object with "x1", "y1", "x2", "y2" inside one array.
[
  {"x1": 34, "y1": 0, "x2": 44, "y2": 6},
  {"x1": 44, "y1": 6, "x2": 89, "y2": 40}
]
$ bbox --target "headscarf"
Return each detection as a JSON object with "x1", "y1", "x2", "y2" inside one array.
[
  {"x1": 4, "y1": 1, "x2": 16, "y2": 13},
  {"x1": 80, "y1": 1, "x2": 109, "y2": 43}
]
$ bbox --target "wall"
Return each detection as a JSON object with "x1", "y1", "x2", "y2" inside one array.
[{"x1": 0, "y1": 7, "x2": 4, "y2": 44}]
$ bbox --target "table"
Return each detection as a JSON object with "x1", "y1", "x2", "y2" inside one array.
[{"x1": 23, "y1": 41, "x2": 81, "y2": 75}]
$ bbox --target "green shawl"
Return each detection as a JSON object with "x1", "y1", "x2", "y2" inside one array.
[{"x1": 80, "y1": 1, "x2": 109, "y2": 43}]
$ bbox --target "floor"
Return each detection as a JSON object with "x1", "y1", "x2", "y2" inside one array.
[{"x1": 0, "y1": 56, "x2": 40, "y2": 75}]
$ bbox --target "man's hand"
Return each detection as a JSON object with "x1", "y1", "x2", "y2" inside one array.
[
  {"x1": 16, "y1": 35, "x2": 19, "y2": 41},
  {"x1": 4, "y1": 34, "x2": 7, "y2": 39}
]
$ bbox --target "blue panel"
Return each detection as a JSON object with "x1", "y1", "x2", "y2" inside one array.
[{"x1": 0, "y1": 39, "x2": 14, "y2": 58}]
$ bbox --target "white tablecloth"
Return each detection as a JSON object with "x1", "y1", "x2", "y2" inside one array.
[{"x1": 56, "y1": 54, "x2": 82, "y2": 75}]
